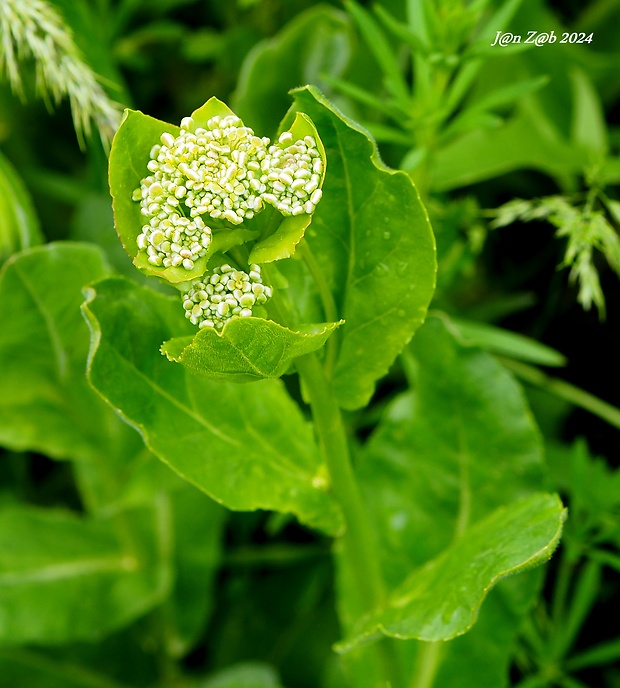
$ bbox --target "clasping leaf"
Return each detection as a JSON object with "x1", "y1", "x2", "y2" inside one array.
[{"x1": 162, "y1": 317, "x2": 342, "y2": 382}]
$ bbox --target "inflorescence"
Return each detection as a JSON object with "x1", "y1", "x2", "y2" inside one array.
[
  {"x1": 182, "y1": 264, "x2": 272, "y2": 330},
  {"x1": 133, "y1": 114, "x2": 323, "y2": 272}
]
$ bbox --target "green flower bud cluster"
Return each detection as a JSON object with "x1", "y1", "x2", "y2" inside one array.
[
  {"x1": 182, "y1": 263, "x2": 272, "y2": 330},
  {"x1": 133, "y1": 114, "x2": 324, "y2": 273}
]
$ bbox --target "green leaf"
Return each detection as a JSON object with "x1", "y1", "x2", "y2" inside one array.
[
  {"x1": 196, "y1": 663, "x2": 285, "y2": 688},
  {"x1": 286, "y1": 86, "x2": 436, "y2": 409},
  {"x1": 338, "y1": 493, "x2": 564, "y2": 649},
  {"x1": 167, "y1": 486, "x2": 226, "y2": 656},
  {"x1": 407, "y1": 573, "x2": 544, "y2": 688},
  {"x1": 82, "y1": 276, "x2": 344, "y2": 535},
  {"x1": 233, "y1": 5, "x2": 353, "y2": 135},
  {"x1": 162, "y1": 317, "x2": 341, "y2": 382},
  {"x1": 109, "y1": 102, "x2": 326, "y2": 275},
  {"x1": 443, "y1": 76, "x2": 549, "y2": 140},
  {"x1": 0, "y1": 504, "x2": 169, "y2": 644},
  {"x1": 449, "y1": 317, "x2": 567, "y2": 367},
  {"x1": 344, "y1": 0, "x2": 411, "y2": 109},
  {"x1": 0, "y1": 150, "x2": 43, "y2": 264},
  {"x1": 108, "y1": 109, "x2": 204, "y2": 284},
  {"x1": 570, "y1": 68, "x2": 608, "y2": 156},
  {"x1": 432, "y1": 99, "x2": 586, "y2": 191},
  {"x1": 336, "y1": 315, "x2": 564, "y2": 674},
  {"x1": 248, "y1": 113, "x2": 327, "y2": 264},
  {"x1": 0, "y1": 243, "x2": 140, "y2": 466}
]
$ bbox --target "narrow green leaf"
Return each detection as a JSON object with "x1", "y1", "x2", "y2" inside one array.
[
  {"x1": 319, "y1": 74, "x2": 408, "y2": 123},
  {"x1": 450, "y1": 317, "x2": 567, "y2": 367},
  {"x1": 287, "y1": 85, "x2": 436, "y2": 409},
  {"x1": 432, "y1": 101, "x2": 585, "y2": 191},
  {"x1": 339, "y1": 492, "x2": 564, "y2": 648},
  {"x1": 374, "y1": 5, "x2": 429, "y2": 55},
  {"x1": 500, "y1": 358, "x2": 620, "y2": 430},
  {"x1": 570, "y1": 68, "x2": 608, "y2": 155},
  {"x1": 552, "y1": 560, "x2": 602, "y2": 660},
  {"x1": 344, "y1": 0, "x2": 411, "y2": 108},
  {"x1": 0, "y1": 151, "x2": 43, "y2": 264},
  {"x1": 0, "y1": 504, "x2": 169, "y2": 644},
  {"x1": 444, "y1": 76, "x2": 549, "y2": 139},
  {"x1": 162, "y1": 318, "x2": 342, "y2": 383},
  {"x1": 473, "y1": 0, "x2": 526, "y2": 46},
  {"x1": 82, "y1": 277, "x2": 344, "y2": 535},
  {"x1": 568, "y1": 637, "x2": 620, "y2": 672}
]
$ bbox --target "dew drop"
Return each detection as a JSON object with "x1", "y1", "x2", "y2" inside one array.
[
  {"x1": 383, "y1": 231, "x2": 391, "y2": 240},
  {"x1": 395, "y1": 261, "x2": 408, "y2": 277}
]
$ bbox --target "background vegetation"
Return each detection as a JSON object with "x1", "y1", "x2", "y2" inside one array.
[{"x1": 1, "y1": 0, "x2": 619, "y2": 686}]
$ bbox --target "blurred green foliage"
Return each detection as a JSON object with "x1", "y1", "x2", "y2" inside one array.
[{"x1": 1, "y1": 1, "x2": 620, "y2": 687}]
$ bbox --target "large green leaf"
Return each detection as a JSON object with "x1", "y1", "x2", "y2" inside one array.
[
  {"x1": 82, "y1": 277, "x2": 344, "y2": 535},
  {"x1": 335, "y1": 316, "x2": 565, "y2": 680},
  {"x1": 166, "y1": 485, "x2": 226, "y2": 657},
  {"x1": 339, "y1": 493, "x2": 564, "y2": 649},
  {"x1": 0, "y1": 243, "x2": 144, "y2": 477},
  {"x1": 0, "y1": 504, "x2": 169, "y2": 644},
  {"x1": 162, "y1": 318, "x2": 341, "y2": 382},
  {"x1": 285, "y1": 86, "x2": 436, "y2": 410},
  {"x1": 233, "y1": 5, "x2": 353, "y2": 135}
]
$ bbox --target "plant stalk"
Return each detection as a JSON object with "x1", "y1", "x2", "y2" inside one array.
[
  {"x1": 296, "y1": 352, "x2": 399, "y2": 685},
  {"x1": 410, "y1": 642, "x2": 443, "y2": 688},
  {"x1": 296, "y1": 353, "x2": 385, "y2": 609}
]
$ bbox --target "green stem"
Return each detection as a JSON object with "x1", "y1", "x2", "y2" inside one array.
[
  {"x1": 410, "y1": 642, "x2": 443, "y2": 688},
  {"x1": 296, "y1": 354, "x2": 385, "y2": 608},
  {"x1": 295, "y1": 353, "x2": 398, "y2": 684}
]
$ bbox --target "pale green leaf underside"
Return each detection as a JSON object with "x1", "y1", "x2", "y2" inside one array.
[
  {"x1": 162, "y1": 317, "x2": 342, "y2": 382},
  {"x1": 0, "y1": 505, "x2": 168, "y2": 644},
  {"x1": 338, "y1": 492, "x2": 565, "y2": 650},
  {"x1": 287, "y1": 86, "x2": 436, "y2": 409},
  {"x1": 83, "y1": 277, "x2": 343, "y2": 535}
]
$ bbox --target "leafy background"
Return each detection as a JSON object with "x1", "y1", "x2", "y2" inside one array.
[{"x1": 1, "y1": 0, "x2": 620, "y2": 687}]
